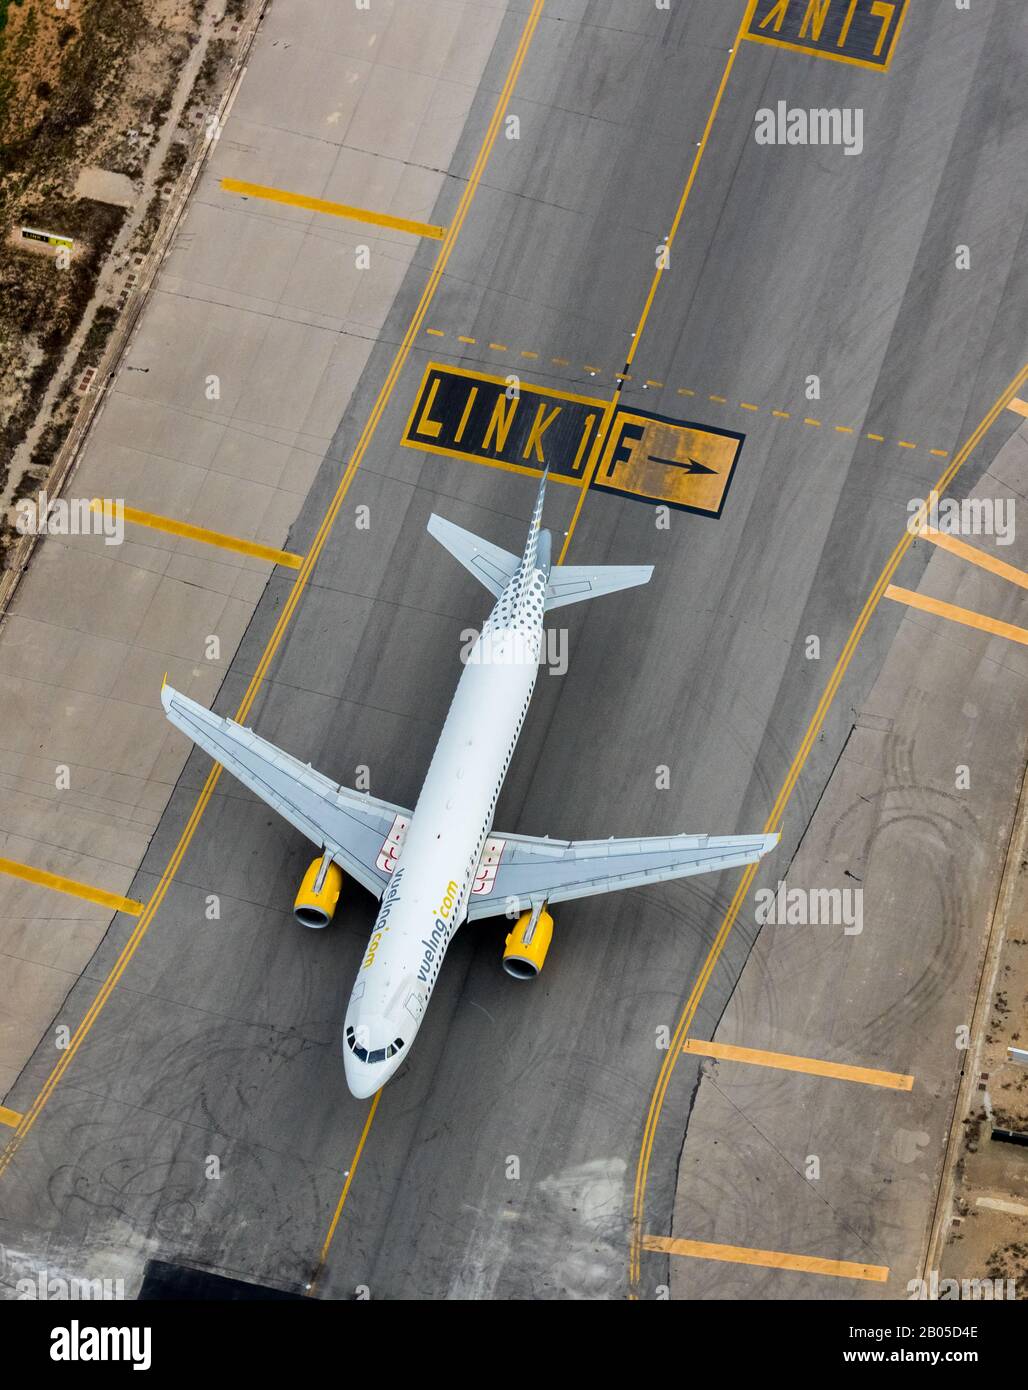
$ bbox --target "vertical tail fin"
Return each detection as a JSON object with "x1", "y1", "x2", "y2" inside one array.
[{"x1": 520, "y1": 468, "x2": 549, "y2": 574}]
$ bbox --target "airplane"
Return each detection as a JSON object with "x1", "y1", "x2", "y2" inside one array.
[{"x1": 161, "y1": 473, "x2": 778, "y2": 1098}]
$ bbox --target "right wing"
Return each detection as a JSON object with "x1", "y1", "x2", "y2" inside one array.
[
  {"x1": 466, "y1": 829, "x2": 778, "y2": 920},
  {"x1": 161, "y1": 685, "x2": 411, "y2": 898}
]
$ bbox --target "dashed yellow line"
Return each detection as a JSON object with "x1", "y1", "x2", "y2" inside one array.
[
  {"x1": 884, "y1": 584, "x2": 1028, "y2": 647},
  {"x1": 220, "y1": 178, "x2": 446, "y2": 239},
  {"x1": 457, "y1": 335, "x2": 476, "y2": 345},
  {"x1": 641, "y1": 1235, "x2": 889, "y2": 1283},
  {"x1": 0, "y1": 857, "x2": 144, "y2": 916},
  {"x1": 0, "y1": 1107, "x2": 23, "y2": 1130},
  {"x1": 417, "y1": 328, "x2": 960, "y2": 454},
  {"x1": 91, "y1": 501, "x2": 303, "y2": 569},
  {"x1": 682, "y1": 1039, "x2": 913, "y2": 1091}
]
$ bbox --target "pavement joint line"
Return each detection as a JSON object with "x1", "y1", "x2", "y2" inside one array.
[
  {"x1": 90, "y1": 500, "x2": 304, "y2": 569},
  {"x1": 884, "y1": 584, "x2": 1028, "y2": 647},
  {"x1": 0, "y1": 1107, "x2": 23, "y2": 1129},
  {"x1": 219, "y1": 177, "x2": 447, "y2": 239},
  {"x1": 422, "y1": 329, "x2": 954, "y2": 454},
  {"x1": 630, "y1": 359, "x2": 1028, "y2": 1291},
  {"x1": 0, "y1": 856, "x2": 144, "y2": 916},
  {"x1": 0, "y1": 1, "x2": 550, "y2": 1295},
  {"x1": 682, "y1": 1039, "x2": 914, "y2": 1090},
  {"x1": 640, "y1": 1235, "x2": 889, "y2": 1283},
  {"x1": 920, "y1": 528, "x2": 1028, "y2": 590}
]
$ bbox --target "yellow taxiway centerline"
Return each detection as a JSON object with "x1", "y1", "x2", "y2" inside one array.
[
  {"x1": 682, "y1": 1039, "x2": 913, "y2": 1091},
  {"x1": 90, "y1": 500, "x2": 303, "y2": 568},
  {"x1": 641, "y1": 1235, "x2": 889, "y2": 1283},
  {"x1": 884, "y1": 585, "x2": 1028, "y2": 646},
  {"x1": 220, "y1": 178, "x2": 446, "y2": 239},
  {"x1": 920, "y1": 528, "x2": 1028, "y2": 589},
  {"x1": 0, "y1": 857, "x2": 144, "y2": 916},
  {"x1": 557, "y1": 0, "x2": 753, "y2": 564},
  {"x1": 307, "y1": 1089, "x2": 382, "y2": 1296}
]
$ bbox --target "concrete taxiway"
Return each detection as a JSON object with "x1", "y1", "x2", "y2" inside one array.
[{"x1": 2, "y1": 0, "x2": 1027, "y2": 1301}]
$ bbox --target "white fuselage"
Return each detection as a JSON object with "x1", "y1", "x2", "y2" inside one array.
[{"x1": 342, "y1": 550, "x2": 548, "y2": 1097}]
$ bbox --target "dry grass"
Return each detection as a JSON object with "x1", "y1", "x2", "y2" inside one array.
[{"x1": 0, "y1": 0, "x2": 203, "y2": 531}]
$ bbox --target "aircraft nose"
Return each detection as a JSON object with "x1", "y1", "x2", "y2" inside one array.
[
  {"x1": 342, "y1": 1016, "x2": 401, "y2": 1098},
  {"x1": 343, "y1": 1059, "x2": 381, "y2": 1100}
]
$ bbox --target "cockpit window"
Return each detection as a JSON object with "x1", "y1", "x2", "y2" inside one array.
[{"x1": 346, "y1": 1026, "x2": 405, "y2": 1065}]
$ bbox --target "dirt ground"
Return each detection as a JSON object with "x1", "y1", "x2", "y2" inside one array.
[
  {"x1": 940, "y1": 776, "x2": 1028, "y2": 1297},
  {"x1": 0, "y1": 0, "x2": 241, "y2": 555}
]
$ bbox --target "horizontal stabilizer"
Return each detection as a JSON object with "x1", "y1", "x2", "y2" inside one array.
[
  {"x1": 545, "y1": 562, "x2": 653, "y2": 610},
  {"x1": 427, "y1": 514, "x2": 520, "y2": 598}
]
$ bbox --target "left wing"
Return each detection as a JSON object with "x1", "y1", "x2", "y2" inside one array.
[
  {"x1": 161, "y1": 685, "x2": 411, "y2": 898},
  {"x1": 466, "y1": 829, "x2": 778, "y2": 920}
]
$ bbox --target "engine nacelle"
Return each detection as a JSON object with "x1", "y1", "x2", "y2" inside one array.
[
  {"x1": 294, "y1": 856, "x2": 343, "y2": 928},
  {"x1": 503, "y1": 905, "x2": 553, "y2": 978}
]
